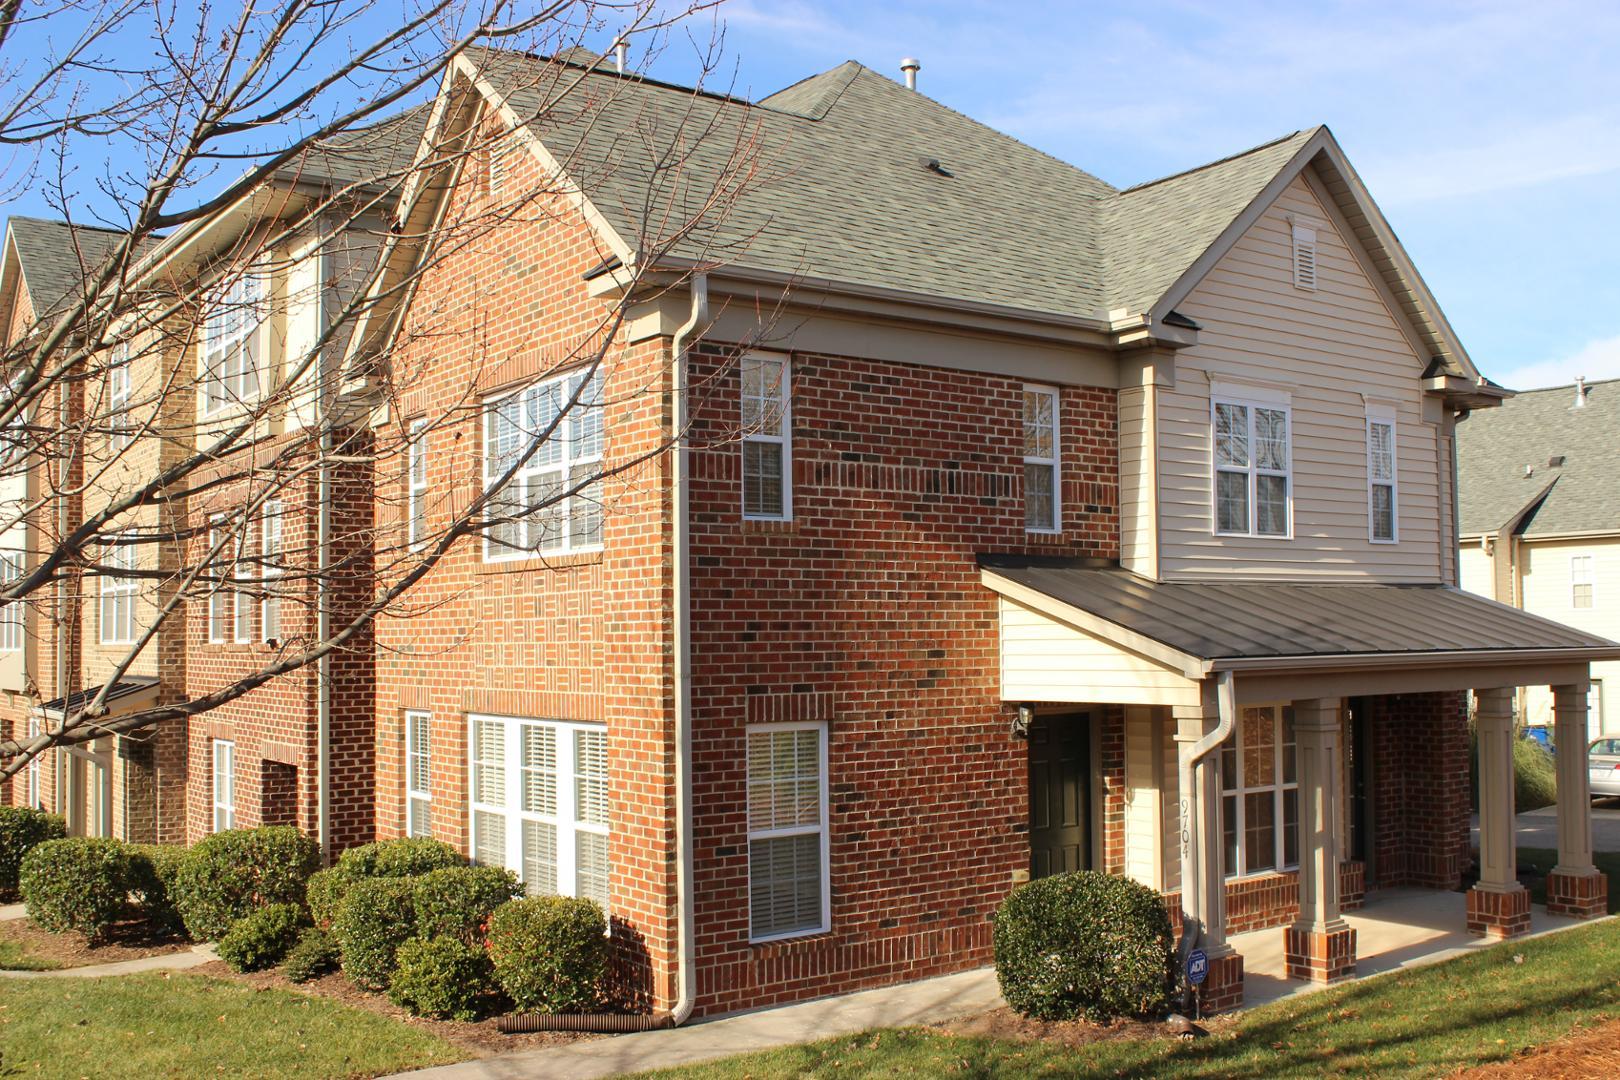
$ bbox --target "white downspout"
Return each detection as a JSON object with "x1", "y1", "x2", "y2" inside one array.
[
  {"x1": 668, "y1": 272, "x2": 707, "y2": 1026},
  {"x1": 1177, "y1": 669, "x2": 1236, "y2": 967},
  {"x1": 315, "y1": 245, "x2": 333, "y2": 861}
]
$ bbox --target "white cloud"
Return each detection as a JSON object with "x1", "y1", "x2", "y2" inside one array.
[{"x1": 1487, "y1": 334, "x2": 1620, "y2": 392}]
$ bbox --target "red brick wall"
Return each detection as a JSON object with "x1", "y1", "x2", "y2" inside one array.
[
  {"x1": 684, "y1": 344, "x2": 1118, "y2": 1014},
  {"x1": 1368, "y1": 690, "x2": 1470, "y2": 889}
]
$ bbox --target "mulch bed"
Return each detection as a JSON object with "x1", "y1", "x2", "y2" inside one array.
[
  {"x1": 198, "y1": 960, "x2": 594, "y2": 1057},
  {"x1": 1457, "y1": 1016, "x2": 1620, "y2": 1078},
  {"x1": 0, "y1": 916, "x2": 191, "y2": 969},
  {"x1": 939, "y1": 1005, "x2": 1229, "y2": 1049}
]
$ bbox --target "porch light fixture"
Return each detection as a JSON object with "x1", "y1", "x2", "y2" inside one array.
[{"x1": 1013, "y1": 704, "x2": 1035, "y2": 739}]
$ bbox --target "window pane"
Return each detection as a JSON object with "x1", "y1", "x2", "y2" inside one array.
[
  {"x1": 1255, "y1": 473, "x2": 1288, "y2": 536},
  {"x1": 520, "y1": 724, "x2": 556, "y2": 814},
  {"x1": 522, "y1": 819, "x2": 558, "y2": 896},
  {"x1": 526, "y1": 381, "x2": 563, "y2": 467},
  {"x1": 474, "y1": 720, "x2": 506, "y2": 805},
  {"x1": 1575, "y1": 583, "x2": 1594, "y2": 609},
  {"x1": 1244, "y1": 791, "x2": 1276, "y2": 873},
  {"x1": 750, "y1": 833, "x2": 822, "y2": 938},
  {"x1": 742, "y1": 356, "x2": 785, "y2": 435},
  {"x1": 1219, "y1": 743, "x2": 1238, "y2": 792},
  {"x1": 408, "y1": 714, "x2": 431, "y2": 794},
  {"x1": 1024, "y1": 462, "x2": 1055, "y2": 530},
  {"x1": 576, "y1": 830, "x2": 609, "y2": 910},
  {"x1": 1254, "y1": 408, "x2": 1288, "y2": 471},
  {"x1": 570, "y1": 370, "x2": 604, "y2": 460},
  {"x1": 1214, "y1": 403, "x2": 1249, "y2": 467},
  {"x1": 1283, "y1": 788, "x2": 1300, "y2": 868},
  {"x1": 1371, "y1": 483, "x2": 1394, "y2": 541},
  {"x1": 1281, "y1": 708, "x2": 1297, "y2": 784},
  {"x1": 1216, "y1": 471, "x2": 1248, "y2": 532},
  {"x1": 748, "y1": 729, "x2": 821, "y2": 831},
  {"x1": 408, "y1": 797, "x2": 431, "y2": 839},
  {"x1": 474, "y1": 810, "x2": 506, "y2": 867},
  {"x1": 1243, "y1": 708, "x2": 1275, "y2": 787},
  {"x1": 742, "y1": 441, "x2": 784, "y2": 518},
  {"x1": 1369, "y1": 422, "x2": 1394, "y2": 481},
  {"x1": 575, "y1": 729, "x2": 608, "y2": 827},
  {"x1": 569, "y1": 464, "x2": 603, "y2": 547},
  {"x1": 1023, "y1": 390, "x2": 1054, "y2": 459},
  {"x1": 1222, "y1": 795, "x2": 1238, "y2": 877},
  {"x1": 526, "y1": 472, "x2": 565, "y2": 552}
]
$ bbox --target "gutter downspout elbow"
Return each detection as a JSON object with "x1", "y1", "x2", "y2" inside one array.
[
  {"x1": 1177, "y1": 670, "x2": 1236, "y2": 969},
  {"x1": 669, "y1": 272, "x2": 708, "y2": 1027}
]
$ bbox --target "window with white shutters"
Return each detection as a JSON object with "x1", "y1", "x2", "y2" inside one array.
[
  {"x1": 483, "y1": 369, "x2": 604, "y2": 560},
  {"x1": 1023, "y1": 385, "x2": 1059, "y2": 532},
  {"x1": 746, "y1": 722, "x2": 829, "y2": 941},
  {"x1": 740, "y1": 353, "x2": 791, "y2": 520},
  {"x1": 1212, "y1": 396, "x2": 1291, "y2": 538},
  {"x1": 405, "y1": 710, "x2": 431, "y2": 838},
  {"x1": 212, "y1": 739, "x2": 236, "y2": 832}
]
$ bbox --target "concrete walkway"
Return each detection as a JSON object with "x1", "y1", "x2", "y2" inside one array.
[
  {"x1": 0, "y1": 943, "x2": 217, "y2": 980},
  {"x1": 0, "y1": 902, "x2": 26, "y2": 921},
  {"x1": 393, "y1": 966, "x2": 1005, "y2": 1080}
]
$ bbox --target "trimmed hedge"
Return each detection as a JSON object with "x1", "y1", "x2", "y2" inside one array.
[
  {"x1": 388, "y1": 936, "x2": 496, "y2": 1020},
  {"x1": 333, "y1": 877, "x2": 417, "y2": 991},
  {"x1": 217, "y1": 903, "x2": 307, "y2": 972},
  {"x1": 18, "y1": 837, "x2": 130, "y2": 943},
  {"x1": 486, "y1": 896, "x2": 609, "y2": 1013},
  {"x1": 171, "y1": 826, "x2": 320, "y2": 941},
  {"x1": 993, "y1": 870, "x2": 1175, "y2": 1022},
  {"x1": 126, "y1": 844, "x2": 188, "y2": 933},
  {"x1": 283, "y1": 926, "x2": 341, "y2": 983},
  {"x1": 0, "y1": 806, "x2": 66, "y2": 900},
  {"x1": 338, "y1": 838, "x2": 462, "y2": 879},
  {"x1": 305, "y1": 866, "x2": 354, "y2": 929},
  {"x1": 412, "y1": 865, "x2": 521, "y2": 945}
]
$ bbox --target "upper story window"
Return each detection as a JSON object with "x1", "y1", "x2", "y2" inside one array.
[
  {"x1": 207, "y1": 517, "x2": 229, "y2": 643},
  {"x1": 202, "y1": 269, "x2": 266, "y2": 416},
  {"x1": 407, "y1": 419, "x2": 428, "y2": 550},
  {"x1": 1572, "y1": 555, "x2": 1595, "y2": 609},
  {"x1": 1366, "y1": 409, "x2": 1398, "y2": 544},
  {"x1": 1023, "y1": 385, "x2": 1060, "y2": 533},
  {"x1": 741, "y1": 353, "x2": 791, "y2": 520},
  {"x1": 0, "y1": 550, "x2": 22, "y2": 652},
  {"x1": 1212, "y1": 395, "x2": 1291, "y2": 538},
  {"x1": 99, "y1": 536, "x2": 138, "y2": 645},
  {"x1": 260, "y1": 501, "x2": 283, "y2": 643},
  {"x1": 483, "y1": 367, "x2": 603, "y2": 561},
  {"x1": 106, "y1": 342, "x2": 132, "y2": 452}
]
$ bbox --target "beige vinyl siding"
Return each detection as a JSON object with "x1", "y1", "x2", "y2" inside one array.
[
  {"x1": 1157, "y1": 170, "x2": 1445, "y2": 582},
  {"x1": 998, "y1": 597, "x2": 1200, "y2": 707},
  {"x1": 1123, "y1": 705, "x2": 1164, "y2": 887},
  {"x1": 1458, "y1": 542, "x2": 1493, "y2": 601},
  {"x1": 1518, "y1": 537, "x2": 1620, "y2": 733},
  {"x1": 1118, "y1": 385, "x2": 1158, "y2": 577}
]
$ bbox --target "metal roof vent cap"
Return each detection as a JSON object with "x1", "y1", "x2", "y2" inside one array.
[
  {"x1": 614, "y1": 37, "x2": 628, "y2": 73},
  {"x1": 1574, "y1": 375, "x2": 1588, "y2": 408},
  {"x1": 900, "y1": 57, "x2": 920, "y2": 90}
]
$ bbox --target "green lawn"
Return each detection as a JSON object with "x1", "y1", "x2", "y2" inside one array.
[
  {"x1": 0, "y1": 972, "x2": 466, "y2": 1079},
  {"x1": 1519, "y1": 846, "x2": 1620, "y2": 913},
  {"x1": 640, "y1": 916, "x2": 1620, "y2": 1079},
  {"x1": 0, "y1": 935, "x2": 58, "y2": 971}
]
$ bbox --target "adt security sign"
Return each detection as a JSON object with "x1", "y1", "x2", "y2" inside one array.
[{"x1": 1187, "y1": 949, "x2": 1208, "y2": 986}]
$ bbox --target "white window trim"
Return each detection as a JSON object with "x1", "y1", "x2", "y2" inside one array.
[
  {"x1": 25, "y1": 715, "x2": 40, "y2": 808},
  {"x1": 1366, "y1": 406, "x2": 1398, "y2": 544},
  {"x1": 740, "y1": 352, "x2": 792, "y2": 522},
  {"x1": 233, "y1": 518, "x2": 255, "y2": 645},
  {"x1": 1221, "y1": 705, "x2": 1299, "y2": 881},
  {"x1": 405, "y1": 709, "x2": 432, "y2": 838},
  {"x1": 467, "y1": 713, "x2": 609, "y2": 908},
  {"x1": 746, "y1": 719, "x2": 831, "y2": 944},
  {"x1": 260, "y1": 501, "x2": 283, "y2": 642},
  {"x1": 106, "y1": 342, "x2": 132, "y2": 452},
  {"x1": 1211, "y1": 394, "x2": 1293, "y2": 539},
  {"x1": 212, "y1": 739, "x2": 236, "y2": 832},
  {"x1": 98, "y1": 536, "x2": 138, "y2": 645},
  {"x1": 481, "y1": 368, "x2": 605, "y2": 562},
  {"x1": 1572, "y1": 554, "x2": 1595, "y2": 610},
  {"x1": 201, "y1": 269, "x2": 267, "y2": 417},
  {"x1": 207, "y1": 517, "x2": 229, "y2": 644},
  {"x1": 407, "y1": 419, "x2": 428, "y2": 551},
  {"x1": 1023, "y1": 384, "x2": 1061, "y2": 534},
  {"x1": 0, "y1": 550, "x2": 22, "y2": 653}
]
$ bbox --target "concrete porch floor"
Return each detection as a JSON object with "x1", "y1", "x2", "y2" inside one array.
[{"x1": 1235, "y1": 886, "x2": 1589, "y2": 1008}]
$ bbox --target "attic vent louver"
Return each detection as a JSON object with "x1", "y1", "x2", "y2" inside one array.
[
  {"x1": 918, "y1": 156, "x2": 952, "y2": 177},
  {"x1": 1291, "y1": 223, "x2": 1317, "y2": 291},
  {"x1": 1549, "y1": 455, "x2": 1566, "y2": 468}
]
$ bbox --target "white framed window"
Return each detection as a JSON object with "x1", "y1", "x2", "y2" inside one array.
[
  {"x1": 201, "y1": 269, "x2": 266, "y2": 416},
  {"x1": 1291, "y1": 222, "x2": 1318, "y2": 291},
  {"x1": 1366, "y1": 409, "x2": 1398, "y2": 543},
  {"x1": 260, "y1": 501, "x2": 283, "y2": 642},
  {"x1": 740, "y1": 352, "x2": 791, "y2": 521},
  {"x1": 1220, "y1": 705, "x2": 1299, "y2": 879},
  {"x1": 212, "y1": 739, "x2": 236, "y2": 832},
  {"x1": 746, "y1": 721, "x2": 830, "y2": 942},
  {"x1": 106, "y1": 342, "x2": 132, "y2": 452},
  {"x1": 407, "y1": 419, "x2": 428, "y2": 550},
  {"x1": 469, "y1": 714, "x2": 609, "y2": 911},
  {"x1": 98, "y1": 536, "x2": 138, "y2": 645},
  {"x1": 1572, "y1": 555, "x2": 1595, "y2": 610},
  {"x1": 233, "y1": 518, "x2": 255, "y2": 644},
  {"x1": 482, "y1": 368, "x2": 604, "y2": 560},
  {"x1": 0, "y1": 550, "x2": 22, "y2": 652},
  {"x1": 1023, "y1": 385, "x2": 1060, "y2": 532},
  {"x1": 208, "y1": 517, "x2": 229, "y2": 643},
  {"x1": 1212, "y1": 396, "x2": 1291, "y2": 538},
  {"x1": 26, "y1": 715, "x2": 40, "y2": 808},
  {"x1": 405, "y1": 710, "x2": 432, "y2": 838}
]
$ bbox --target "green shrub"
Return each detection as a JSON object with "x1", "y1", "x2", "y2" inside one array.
[
  {"x1": 126, "y1": 844, "x2": 188, "y2": 933},
  {"x1": 305, "y1": 866, "x2": 357, "y2": 929},
  {"x1": 171, "y1": 826, "x2": 319, "y2": 941},
  {"x1": 337, "y1": 837, "x2": 462, "y2": 879},
  {"x1": 0, "y1": 806, "x2": 66, "y2": 900},
  {"x1": 387, "y1": 936, "x2": 496, "y2": 1020},
  {"x1": 486, "y1": 896, "x2": 609, "y2": 1013},
  {"x1": 18, "y1": 837, "x2": 131, "y2": 943},
  {"x1": 333, "y1": 877, "x2": 417, "y2": 991},
  {"x1": 216, "y1": 903, "x2": 307, "y2": 972},
  {"x1": 993, "y1": 870, "x2": 1174, "y2": 1022},
  {"x1": 1515, "y1": 736, "x2": 1558, "y2": 812},
  {"x1": 282, "y1": 926, "x2": 341, "y2": 983},
  {"x1": 412, "y1": 865, "x2": 521, "y2": 945}
]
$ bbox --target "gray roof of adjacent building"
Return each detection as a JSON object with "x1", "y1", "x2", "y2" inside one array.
[{"x1": 5, "y1": 216, "x2": 135, "y2": 318}]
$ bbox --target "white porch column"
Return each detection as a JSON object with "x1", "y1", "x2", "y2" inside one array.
[
  {"x1": 1286, "y1": 698, "x2": 1355, "y2": 982},
  {"x1": 1467, "y1": 687, "x2": 1531, "y2": 938},
  {"x1": 1173, "y1": 698, "x2": 1243, "y2": 1013},
  {"x1": 1548, "y1": 681, "x2": 1609, "y2": 917}
]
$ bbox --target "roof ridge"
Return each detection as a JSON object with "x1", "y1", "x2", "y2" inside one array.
[
  {"x1": 7, "y1": 214, "x2": 128, "y2": 235},
  {"x1": 1117, "y1": 127, "x2": 1314, "y2": 195},
  {"x1": 1507, "y1": 375, "x2": 1620, "y2": 394}
]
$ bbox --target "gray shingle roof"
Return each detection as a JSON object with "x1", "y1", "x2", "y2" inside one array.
[
  {"x1": 271, "y1": 102, "x2": 433, "y2": 189},
  {"x1": 1457, "y1": 379, "x2": 1620, "y2": 537},
  {"x1": 467, "y1": 48, "x2": 1314, "y2": 323},
  {"x1": 6, "y1": 216, "x2": 132, "y2": 317}
]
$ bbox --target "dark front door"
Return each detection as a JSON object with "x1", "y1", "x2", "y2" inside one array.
[{"x1": 1028, "y1": 712, "x2": 1091, "y2": 878}]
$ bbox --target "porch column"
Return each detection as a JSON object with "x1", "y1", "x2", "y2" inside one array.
[
  {"x1": 1548, "y1": 682, "x2": 1608, "y2": 917},
  {"x1": 1173, "y1": 699, "x2": 1244, "y2": 1014},
  {"x1": 1285, "y1": 698, "x2": 1356, "y2": 983},
  {"x1": 1467, "y1": 687, "x2": 1531, "y2": 938}
]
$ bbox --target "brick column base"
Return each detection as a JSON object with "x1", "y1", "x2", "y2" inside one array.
[
  {"x1": 1195, "y1": 951, "x2": 1245, "y2": 1015},
  {"x1": 1285, "y1": 922, "x2": 1357, "y2": 984},
  {"x1": 1466, "y1": 884, "x2": 1532, "y2": 939},
  {"x1": 1546, "y1": 869, "x2": 1608, "y2": 919}
]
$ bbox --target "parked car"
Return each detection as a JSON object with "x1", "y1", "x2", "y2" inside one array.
[{"x1": 1590, "y1": 737, "x2": 1620, "y2": 798}]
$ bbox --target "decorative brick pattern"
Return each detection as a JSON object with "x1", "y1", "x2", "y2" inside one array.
[
  {"x1": 1285, "y1": 923, "x2": 1357, "y2": 983},
  {"x1": 1546, "y1": 869, "x2": 1608, "y2": 919},
  {"x1": 1466, "y1": 885, "x2": 1532, "y2": 939}
]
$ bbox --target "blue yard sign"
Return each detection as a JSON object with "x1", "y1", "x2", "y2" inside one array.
[{"x1": 1187, "y1": 948, "x2": 1208, "y2": 986}]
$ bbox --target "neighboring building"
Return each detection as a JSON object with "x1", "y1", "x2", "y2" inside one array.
[{"x1": 1458, "y1": 377, "x2": 1620, "y2": 736}]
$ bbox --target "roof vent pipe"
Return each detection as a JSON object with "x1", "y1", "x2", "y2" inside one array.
[
  {"x1": 614, "y1": 38, "x2": 628, "y2": 73},
  {"x1": 900, "y1": 57, "x2": 920, "y2": 90},
  {"x1": 1574, "y1": 375, "x2": 1588, "y2": 408}
]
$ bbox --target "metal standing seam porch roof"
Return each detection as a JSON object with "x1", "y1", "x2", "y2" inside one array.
[{"x1": 980, "y1": 557, "x2": 1620, "y2": 672}]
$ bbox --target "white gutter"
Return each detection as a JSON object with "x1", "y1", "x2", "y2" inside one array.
[
  {"x1": 1177, "y1": 670, "x2": 1235, "y2": 971},
  {"x1": 668, "y1": 272, "x2": 707, "y2": 1026}
]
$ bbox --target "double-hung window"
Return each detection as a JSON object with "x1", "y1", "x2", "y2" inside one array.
[
  {"x1": 202, "y1": 269, "x2": 266, "y2": 415},
  {"x1": 747, "y1": 722, "x2": 829, "y2": 941},
  {"x1": 233, "y1": 518, "x2": 255, "y2": 644},
  {"x1": 740, "y1": 353, "x2": 791, "y2": 520},
  {"x1": 212, "y1": 739, "x2": 236, "y2": 832},
  {"x1": 483, "y1": 368, "x2": 604, "y2": 560},
  {"x1": 469, "y1": 715, "x2": 610, "y2": 910},
  {"x1": 1220, "y1": 705, "x2": 1299, "y2": 878},
  {"x1": 1023, "y1": 385, "x2": 1059, "y2": 532},
  {"x1": 208, "y1": 517, "x2": 229, "y2": 643},
  {"x1": 99, "y1": 537, "x2": 138, "y2": 645},
  {"x1": 106, "y1": 342, "x2": 132, "y2": 452},
  {"x1": 407, "y1": 419, "x2": 428, "y2": 550},
  {"x1": 1213, "y1": 396, "x2": 1291, "y2": 537},
  {"x1": 405, "y1": 710, "x2": 432, "y2": 838},
  {"x1": 1366, "y1": 409, "x2": 1398, "y2": 543},
  {"x1": 0, "y1": 550, "x2": 22, "y2": 652},
  {"x1": 1573, "y1": 555, "x2": 1595, "y2": 610},
  {"x1": 260, "y1": 501, "x2": 283, "y2": 642}
]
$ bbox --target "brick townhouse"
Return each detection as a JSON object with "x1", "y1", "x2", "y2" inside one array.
[{"x1": 7, "y1": 44, "x2": 1619, "y2": 1019}]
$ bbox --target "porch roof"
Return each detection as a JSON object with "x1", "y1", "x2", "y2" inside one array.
[
  {"x1": 980, "y1": 557, "x2": 1620, "y2": 674},
  {"x1": 33, "y1": 676, "x2": 160, "y2": 721}
]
